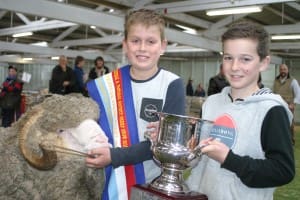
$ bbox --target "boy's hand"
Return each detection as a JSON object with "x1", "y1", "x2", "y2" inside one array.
[
  {"x1": 145, "y1": 121, "x2": 159, "y2": 142},
  {"x1": 200, "y1": 137, "x2": 230, "y2": 164},
  {"x1": 85, "y1": 147, "x2": 111, "y2": 168}
]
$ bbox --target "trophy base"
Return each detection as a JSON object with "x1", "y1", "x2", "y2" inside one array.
[{"x1": 130, "y1": 184, "x2": 208, "y2": 200}]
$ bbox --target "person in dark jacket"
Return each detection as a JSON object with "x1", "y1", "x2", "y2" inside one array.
[
  {"x1": 88, "y1": 56, "x2": 110, "y2": 80},
  {"x1": 49, "y1": 55, "x2": 75, "y2": 95},
  {"x1": 186, "y1": 79, "x2": 194, "y2": 96},
  {"x1": 73, "y1": 55, "x2": 86, "y2": 94},
  {"x1": 207, "y1": 64, "x2": 229, "y2": 96},
  {"x1": 0, "y1": 66, "x2": 23, "y2": 127},
  {"x1": 258, "y1": 73, "x2": 264, "y2": 89},
  {"x1": 194, "y1": 83, "x2": 206, "y2": 97}
]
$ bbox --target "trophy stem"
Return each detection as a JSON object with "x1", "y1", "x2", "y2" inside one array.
[{"x1": 150, "y1": 165, "x2": 189, "y2": 194}]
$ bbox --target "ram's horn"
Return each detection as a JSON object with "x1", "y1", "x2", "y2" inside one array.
[{"x1": 18, "y1": 106, "x2": 57, "y2": 170}]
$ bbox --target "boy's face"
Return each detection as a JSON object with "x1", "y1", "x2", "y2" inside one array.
[
  {"x1": 123, "y1": 23, "x2": 167, "y2": 72},
  {"x1": 222, "y1": 38, "x2": 270, "y2": 94}
]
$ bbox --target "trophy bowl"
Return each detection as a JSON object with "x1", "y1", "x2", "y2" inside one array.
[{"x1": 149, "y1": 112, "x2": 213, "y2": 195}]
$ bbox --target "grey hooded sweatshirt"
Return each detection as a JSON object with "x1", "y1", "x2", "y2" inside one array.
[{"x1": 187, "y1": 87, "x2": 295, "y2": 200}]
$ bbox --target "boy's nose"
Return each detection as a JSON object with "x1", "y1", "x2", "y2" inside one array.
[
  {"x1": 231, "y1": 59, "x2": 240, "y2": 71},
  {"x1": 139, "y1": 41, "x2": 146, "y2": 50}
]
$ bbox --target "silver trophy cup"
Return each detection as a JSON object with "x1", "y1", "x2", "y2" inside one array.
[{"x1": 147, "y1": 112, "x2": 213, "y2": 195}]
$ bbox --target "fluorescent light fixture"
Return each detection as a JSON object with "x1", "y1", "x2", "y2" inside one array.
[
  {"x1": 175, "y1": 24, "x2": 197, "y2": 35},
  {"x1": 23, "y1": 57, "x2": 33, "y2": 61},
  {"x1": 166, "y1": 45, "x2": 208, "y2": 53},
  {"x1": 90, "y1": 25, "x2": 96, "y2": 29},
  {"x1": 206, "y1": 6, "x2": 262, "y2": 16},
  {"x1": 12, "y1": 32, "x2": 33, "y2": 38},
  {"x1": 30, "y1": 41, "x2": 48, "y2": 47},
  {"x1": 271, "y1": 35, "x2": 300, "y2": 40},
  {"x1": 51, "y1": 56, "x2": 59, "y2": 60}
]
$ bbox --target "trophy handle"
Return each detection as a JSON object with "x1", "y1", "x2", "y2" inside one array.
[
  {"x1": 181, "y1": 143, "x2": 209, "y2": 168},
  {"x1": 144, "y1": 113, "x2": 160, "y2": 150},
  {"x1": 144, "y1": 130, "x2": 157, "y2": 150},
  {"x1": 191, "y1": 143, "x2": 209, "y2": 157}
]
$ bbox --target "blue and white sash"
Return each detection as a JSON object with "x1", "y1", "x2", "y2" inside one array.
[{"x1": 87, "y1": 65, "x2": 145, "y2": 200}]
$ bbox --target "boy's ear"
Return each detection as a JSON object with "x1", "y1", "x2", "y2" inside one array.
[
  {"x1": 259, "y1": 55, "x2": 271, "y2": 72},
  {"x1": 160, "y1": 39, "x2": 168, "y2": 55},
  {"x1": 122, "y1": 39, "x2": 127, "y2": 54}
]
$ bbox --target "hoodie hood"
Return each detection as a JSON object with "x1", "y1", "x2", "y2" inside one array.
[{"x1": 220, "y1": 86, "x2": 293, "y2": 124}]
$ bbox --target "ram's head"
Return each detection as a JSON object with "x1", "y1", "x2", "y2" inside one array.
[{"x1": 17, "y1": 94, "x2": 100, "y2": 170}]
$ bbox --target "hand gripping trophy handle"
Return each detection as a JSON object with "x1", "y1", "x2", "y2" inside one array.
[{"x1": 144, "y1": 112, "x2": 213, "y2": 195}]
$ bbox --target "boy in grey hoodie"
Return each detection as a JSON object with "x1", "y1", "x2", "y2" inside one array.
[{"x1": 187, "y1": 21, "x2": 295, "y2": 200}]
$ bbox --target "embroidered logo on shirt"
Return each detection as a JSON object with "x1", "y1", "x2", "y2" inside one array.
[
  {"x1": 140, "y1": 98, "x2": 163, "y2": 122},
  {"x1": 210, "y1": 114, "x2": 237, "y2": 148}
]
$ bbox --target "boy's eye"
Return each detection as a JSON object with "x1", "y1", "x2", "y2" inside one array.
[
  {"x1": 144, "y1": 39, "x2": 157, "y2": 45},
  {"x1": 240, "y1": 57, "x2": 252, "y2": 63},
  {"x1": 131, "y1": 39, "x2": 140, "y2": 43},
  {"x1": 223, "y1": 56, "x2": 232, "y2": 61}
]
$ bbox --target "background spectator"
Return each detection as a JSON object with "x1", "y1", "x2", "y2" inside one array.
[
  {"x1": 273, "y1": 63, "x2": 300, "y2": 144},
  {"x1": 186, "y1": 79, "x2": 194, "y2": 96},
  {"x1": 194, "y1": 83, "x2": 206, "y2": 97},
  {"x1": 258, "y1": 73, "x2": 264, "y2": 89},
  {"x1": 73, "y1": 55, "x2": 86, "y2": 95},
  {"x1": 0, "y1": 66, "x2": 23, "y2": 127},
  {"x1": 207, "y1": 64, "x2": 229, "y2": 96},
  {"x1": 49, "y1": 55, "x2": 75, "y2": 95},
  {"x1": 88, "y1": 56, "x2": 110, "y2": 80}
]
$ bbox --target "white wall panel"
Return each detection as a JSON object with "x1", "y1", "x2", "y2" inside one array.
[{"x1": 261, "y1": 64, "x2": 276, "y2": 89}]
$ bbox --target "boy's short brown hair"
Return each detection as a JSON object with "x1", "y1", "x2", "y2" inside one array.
[
  {"x1": 124, "y1": 9, "x2": 165, "y2": 41},
  {"x1": 222, "y1": 20, "x2": 270, "y2": 61}
]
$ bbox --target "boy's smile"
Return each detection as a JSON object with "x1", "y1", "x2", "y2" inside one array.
[{"x1": 136, "y1": 54, "x2": 150, "y2": 62}]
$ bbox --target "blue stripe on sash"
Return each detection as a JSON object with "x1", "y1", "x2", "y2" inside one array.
[{"x1": 120, "y1": 66, "x2": 146, "y2": 184}]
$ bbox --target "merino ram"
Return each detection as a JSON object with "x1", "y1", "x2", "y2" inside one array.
[{"x1": 0, "y1": 94, "x2": 104, "y2": 200}]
